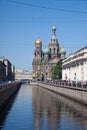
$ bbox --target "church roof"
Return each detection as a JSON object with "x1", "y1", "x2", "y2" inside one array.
[
  {"x1": 43, "y1": 47, "x2": 50, "y2": 55},
  {"x1": 35, "y1": 37, "x2": 42, "y2": 46},
  {"x1": 49, "y1": 25, "x2": 59, "y2": 46},
  {"x1": 60, "y1": 47, "x2": 66, "y2": 54}
]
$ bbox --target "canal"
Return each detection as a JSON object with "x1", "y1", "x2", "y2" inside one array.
[{"x1": 0, "y1": 84, "x2": 87, "y2": 130}]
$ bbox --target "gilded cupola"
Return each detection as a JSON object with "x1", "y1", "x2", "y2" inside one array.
[{"x1": 35, "y1": 37, "x2": 42, "y2": 47}]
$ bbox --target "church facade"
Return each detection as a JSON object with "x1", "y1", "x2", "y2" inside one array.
[{"x1": 32, "y1": 26, "x2": 66, "y2": 80}]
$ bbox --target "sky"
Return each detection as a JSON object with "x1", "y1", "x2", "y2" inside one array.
[{"x1": 0, "y1": 0, "x2": 87, "y2": 72}]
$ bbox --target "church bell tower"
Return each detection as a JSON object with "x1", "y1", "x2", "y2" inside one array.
[
  {"x1": 49, "y1": 25, "x2": 60, "y2": 59},
  {"x1": 32, "y1": 37, "x2": 42, "y2": 73}
]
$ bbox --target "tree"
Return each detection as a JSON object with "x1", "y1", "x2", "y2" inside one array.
[{"x1": 51, "y1": 60, "x2": 62, "y2": 79}]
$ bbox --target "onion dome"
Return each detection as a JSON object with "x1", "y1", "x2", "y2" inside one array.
[
  {"x1": 52, "y1": 25, "x2": 56, "y2": 32},
  {"x1": 35, "y1": 37, "x2": 42, "y2": 46},
  {"x1": 50, "y1": 25, "x2": 58, "y2": 44},
  {"x1": 43, "y1": 47, "x2": 50, "y2": 55},
  {"x1": 60, "y1": 47, "x2": 66, "y2": 54}
]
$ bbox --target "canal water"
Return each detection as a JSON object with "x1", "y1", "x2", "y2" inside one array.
[{"x1": 0, "y1": 84, "x2": 87, "y2": 130}]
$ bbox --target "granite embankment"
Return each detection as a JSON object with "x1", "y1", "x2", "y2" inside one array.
[
  {"x1": 31, "y1": 80, "x2": 87, "y2": 105},
  {"x1": 0, "y1": 81, "x2": 22, "y2": 112}
]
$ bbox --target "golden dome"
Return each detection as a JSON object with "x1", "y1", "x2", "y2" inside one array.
[{"x1": 35, "y1": 38, "x2": 42, "y2": 46}]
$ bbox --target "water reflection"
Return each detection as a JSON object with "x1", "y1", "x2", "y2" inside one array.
[
  {"x1": 0, "y1": 84, "x2": 87, "y2": 130},
  {"x1": 0, "y1": 89, "x2": 20, "y2": 130},
  {"x1": 32, "y1": 85, "x2": 87, "y2": 130}
]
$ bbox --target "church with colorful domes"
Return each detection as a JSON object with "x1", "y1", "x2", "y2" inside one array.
[{"x1": 32, "y1": 26, "x2": 66, "y2": 80}]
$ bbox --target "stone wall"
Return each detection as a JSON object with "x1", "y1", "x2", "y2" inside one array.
[
  {"x1": 33, "y1": 82, "x2": 87, "y2": 105},
  {"x1": 0, "y1": 82, "x2": 21, "y2": 112}
]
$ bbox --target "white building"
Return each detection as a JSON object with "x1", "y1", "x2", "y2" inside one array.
[{"x1": 62, "y1": 46, "x2": 87, "y2": 81}]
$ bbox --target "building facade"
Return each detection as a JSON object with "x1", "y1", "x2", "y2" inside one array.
[
  {"x1": 0, "y1": 56, "x2": 15, "y2": 81},
  {"x1": 62, "y1": 46, "x2": 87, "y2": 81},
  {"x1": 15, "y1": 69, "x2": 32, "y2": 81},
  {"x1": 32, "y1": 26, "x2": 66, "y2": 80},
  {"x1": 0, "y1": 61, "x2": 6, "y2": 81}
]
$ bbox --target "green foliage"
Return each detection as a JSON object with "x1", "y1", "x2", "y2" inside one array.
[{"x1": 51, "y1": 60, "x2": 62, "y2": 79}]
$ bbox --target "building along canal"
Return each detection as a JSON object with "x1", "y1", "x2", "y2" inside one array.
[{"x1": 0, "y1": 83, "x2": 87, "y2": 130}]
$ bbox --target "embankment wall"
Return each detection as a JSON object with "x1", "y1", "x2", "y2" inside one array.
[
  {"x1": 0, "y1": 82, "x2": 21, "y2": 112},
  {"x1": 32, "y1": 82, "x2": 87, "y2": 105}
]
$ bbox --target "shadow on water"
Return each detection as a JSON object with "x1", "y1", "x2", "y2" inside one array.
[
  {"x1": 0, "y1": 87, "x2": 21, "y2": 130},
  {"x1": 32, "y1": 85, "x2": 87, "y2": 130}
]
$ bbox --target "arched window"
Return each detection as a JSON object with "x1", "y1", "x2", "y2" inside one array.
[
  {"x1": 53, "y1": 48, "x2": 55, "y2": 54},
  {"x1": 34, "y1": 52, "x2": 36, "y2": 56},
  {"x1": 46, "y1": 65, "x2": 48, "y2": 69},
  {"x1": 50, "y1": 48, "x2": 51, "y2": 54},
  {"x1": 46, "y1": 72, "x2": 48, "y2": 76},
  {"x1": 57, "y1": 48, "x2": 58, "y2": 54}
]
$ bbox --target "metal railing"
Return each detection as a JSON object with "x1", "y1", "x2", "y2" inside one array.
[
  {"x1": 0, "y1": 81, "x2": 21, "y2": 93},
  {"x1": 38, "y1": 80, "x2": 87, "y2": 89}
]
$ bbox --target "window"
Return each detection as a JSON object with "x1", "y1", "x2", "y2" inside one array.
[
  {"x1": 50, "y1": 48, "x2": 51, "y2": 53},
  {"x1": 46, "y1": 66, "x2": 48, "y2": 69},
  {"x1": 34, "y1": 52, "x2": 36, "y2": 56},
  {"x1": 46, "y1": 72, "x2": 48, "y2": 76},
  {"x1": 46, "y1": 73, "x2": 48, "y2": 76},
  {"x1": 53, "y1": 48, "x2": 55, "y2": 54}
]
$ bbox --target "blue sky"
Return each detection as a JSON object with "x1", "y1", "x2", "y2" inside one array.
[{"x1": 0, "y1": 0, "x2": 87, "y2": 71}]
